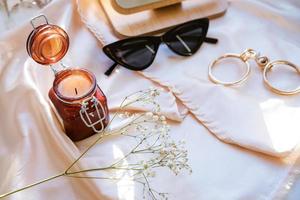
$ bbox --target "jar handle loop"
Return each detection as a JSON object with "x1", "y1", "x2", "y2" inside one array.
[
  {"x1": 30, "y1": 14, "x2": 49, "y2": 29},
  {"x1": 79, "y1": 97, "x2": 107, "y2": 133}
]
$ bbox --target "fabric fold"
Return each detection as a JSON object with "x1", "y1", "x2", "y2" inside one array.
[{"x1": 76, "y1": 0, "x2": 300, "y2": 157}]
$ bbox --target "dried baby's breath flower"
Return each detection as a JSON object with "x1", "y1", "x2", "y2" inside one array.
[{"x1": 0, "y1": 88, "x2": 191, "y2": 200}]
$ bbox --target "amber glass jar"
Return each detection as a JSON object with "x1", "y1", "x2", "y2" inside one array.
[
  {"x1": 26, "y1": 15, "x2": 109, "y2": 141},
  {"x1": 49, "y1": 68, "x2": 109, "y2": 141}
]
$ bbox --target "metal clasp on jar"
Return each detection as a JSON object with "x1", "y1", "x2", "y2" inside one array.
[{"x1": 79, "y1": 96, "x2": 107, "y2": 133}]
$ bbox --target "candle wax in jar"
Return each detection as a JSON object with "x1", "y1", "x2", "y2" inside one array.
[{"x1": 57, "y1": 73, "x2": 92, "y2": 98}]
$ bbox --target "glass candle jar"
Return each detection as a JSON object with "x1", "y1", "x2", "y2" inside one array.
[
  {"x1": 49, "y1": 68, "x2": 109, "y2": 141},
  {"x1": 26, "y1": 15, "x2": 109, "y2": 141}
]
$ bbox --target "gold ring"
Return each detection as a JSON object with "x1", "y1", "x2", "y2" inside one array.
[
  {"x1": 208, "y1": 54, "x2": 251, "y2": 86},
  {"x1": 263, "y1": 60, "x2": 300, "y2": 95}
]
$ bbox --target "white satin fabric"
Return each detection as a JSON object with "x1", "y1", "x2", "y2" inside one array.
[
  {"x1": 0, "y1": 0, "x2": 300, "y2": 199},
  {"x1": 138, "y1": 0, "x2": 300, "y2": 157},
  {"x1": 77, "y1": 0, "x2": 300, "y2": 157}
]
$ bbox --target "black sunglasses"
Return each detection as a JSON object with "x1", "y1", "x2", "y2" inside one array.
[{"x1": 103, "y1": 18, "x2": 218, "y2": 76}]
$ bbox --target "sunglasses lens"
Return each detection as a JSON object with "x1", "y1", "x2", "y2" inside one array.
[
  {"x1": 164, "y1": 19, "x2": 208, "y2": 56},
  {"x1": 107, "y1": 38, "x2": 158, "y2": 70}
]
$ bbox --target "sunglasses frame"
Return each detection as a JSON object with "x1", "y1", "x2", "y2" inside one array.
[{"x1": 103, "y1": 18, "x2": 218, "y2": 76}]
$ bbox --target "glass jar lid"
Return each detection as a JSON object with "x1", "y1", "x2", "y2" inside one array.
[{"x1": 26, "y1": 15, "x2": 69, "y2": 65}]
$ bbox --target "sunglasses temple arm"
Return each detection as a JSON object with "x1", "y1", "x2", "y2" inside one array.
[
  {"x1": 104, "y1": 62, "x2": 118, "y2": 76},
  {"x1": 204, "y1": 37, "x2": 218, "y2": 44}
]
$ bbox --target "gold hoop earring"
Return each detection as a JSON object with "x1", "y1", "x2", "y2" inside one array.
[{"x1": 208, "y1": 49, "x2": 300, "y2": 95}]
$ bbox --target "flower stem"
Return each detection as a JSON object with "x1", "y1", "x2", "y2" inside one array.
[{"x1": 0, "y1": 172, "x2": 65, "y2": 199}]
